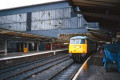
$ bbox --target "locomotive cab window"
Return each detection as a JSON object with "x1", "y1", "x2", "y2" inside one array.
[
  {"x1": 70, "y1": 39, "x2": 75, "y2": 44},
  {"x1": 76, "y1": 39, "x2": 80, "y2": 44},
  {"x1": 80, "y1": 39, "x2": 85, "y2": 44}
]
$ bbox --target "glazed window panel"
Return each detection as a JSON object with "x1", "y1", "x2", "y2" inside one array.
[
  {"x1": 76, "y1": 39, "x2": 80, "y2": 44},
  {"x1": 70, "y1": 39, "x2": 75, "y2": 44},
  {"x1": 80, "y1": 39, "x2": 85, "y2": 44}
]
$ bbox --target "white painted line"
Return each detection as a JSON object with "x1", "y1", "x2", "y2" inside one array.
[
  {"x1": 72, "y1": 56, "x2": 91, "y2": 80},
  {"x1": 0, "y1": 49, "x2": 68, "y2": 61}
]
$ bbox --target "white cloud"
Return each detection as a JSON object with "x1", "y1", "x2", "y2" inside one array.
[{"x1": 0, "y1": 0, "x2": 63, "y2": 10}]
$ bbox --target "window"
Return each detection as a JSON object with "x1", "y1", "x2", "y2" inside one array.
[
  {"x1": 70, "y1": 39, "x2": 75, "y2": 44},
  {"x1": 76, "y1": 39, "x2": 80, "y2": 44},
  {"x1": 80, "y1": 39, "x2": 85, "y2": 44}
]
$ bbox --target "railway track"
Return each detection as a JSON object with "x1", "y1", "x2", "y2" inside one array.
[
  {"x1": 25, "y1": 59, "x2": 73, "y2": 80},
  {"x1": 0, "y1": 53, "x2": 87, "y2": 80},
  {"x1": 0, "y1": 53, "x2": 65, "y2": 74},
  {"x1": 24, "y1": 59, "x2": 85, "y2": 80},
  {"x1": 0, "y1": 54, "x2": 70, "y2": 80},
  {"x1": 48, "y1": 63, "x2": 82, "y2": 80}
]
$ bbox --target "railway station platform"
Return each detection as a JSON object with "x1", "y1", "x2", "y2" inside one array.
[
  {"x1": 74, "y1": 51, "x2": 120, "y2": 80},
  {"x1": 0, "y1": 48, "x2": 68, "y2": 68},
  {"x1": 0, "y1": 48, "x2": 68, "y2": 60}
]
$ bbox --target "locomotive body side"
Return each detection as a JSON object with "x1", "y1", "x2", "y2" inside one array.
[
  {"x1": 69, "y1": 36, "x2": 96, "y2": 62},
  {"x1": 87, "y1": 40, "x2": 97, "y2": 54}
]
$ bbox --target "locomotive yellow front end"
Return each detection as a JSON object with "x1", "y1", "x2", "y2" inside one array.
[
  {"x1": 69, "y1": 39, "x2": 87, "y2": 54},
  {"x1": 69, "y1": 36, "x2": 88, "y2": 62}
]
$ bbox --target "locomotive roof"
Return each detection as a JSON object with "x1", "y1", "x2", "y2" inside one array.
[{"x1": 70, "y1": 36, "x2": 88, "y2": 39}]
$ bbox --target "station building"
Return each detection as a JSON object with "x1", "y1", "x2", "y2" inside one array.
[{"x1": 0, "y1": 1, "x2": 99, "y2": 54}]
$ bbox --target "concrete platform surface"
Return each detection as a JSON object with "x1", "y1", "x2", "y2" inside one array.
[
  {"x1": 0, "y1": 48, "x2": 68, "y2": 61},
  {"x1": 77, "y1": 51, "x2": 120, "y2": 80}
]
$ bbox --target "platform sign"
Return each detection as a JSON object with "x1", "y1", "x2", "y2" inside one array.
[{"x1": 24, "y1": 48, "x2": 28, "y2": 53}]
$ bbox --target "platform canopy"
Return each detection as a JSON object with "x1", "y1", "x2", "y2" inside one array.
[
  {"x1": 66, "y1": 0, "x2": 120, "y2": 33},
  {"x1": 58, "y1": 28, "x2": 120, "y2": 43},
  {"x1": 0, "y1": 28, "x2": 56, "y2": 42}
]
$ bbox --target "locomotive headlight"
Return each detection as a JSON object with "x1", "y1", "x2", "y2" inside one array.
[
  {"x1": 79, "y1": 46, "x2": 81, "y2": 48},
  {"x1": 69, "y1": 51, "x2": 72, "y2": 53}
]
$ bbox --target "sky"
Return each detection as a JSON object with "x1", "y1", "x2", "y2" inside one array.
[{"x1": 0, "y1": 0, "x2": 63, "y2": 10}]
